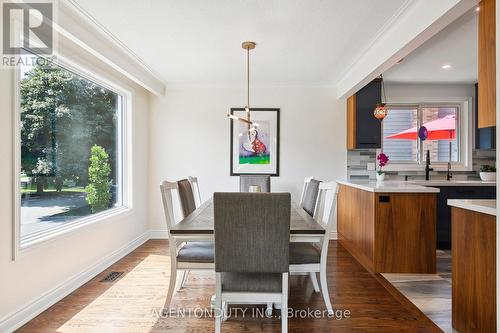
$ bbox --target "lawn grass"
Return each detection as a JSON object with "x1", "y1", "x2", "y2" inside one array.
[
  {"x1": 239, "y1": 155, "x2": 270, "y2": 165},
  {"x1": 21, "y1": 185, "x2": 87, "y2": 195}
]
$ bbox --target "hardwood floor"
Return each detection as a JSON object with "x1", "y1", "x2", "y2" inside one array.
[{"x1": 17, "y1": 240, "x2": 442, "y2": 333}]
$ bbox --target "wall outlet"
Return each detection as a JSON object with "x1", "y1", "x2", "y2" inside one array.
[{"x1": 367, "y1": 162, "x2": 375, "y2": 171}]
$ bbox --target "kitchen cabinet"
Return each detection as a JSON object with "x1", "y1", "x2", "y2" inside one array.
[
  {"x1": 337, "y1": 182, "x2": 437, "y2": 273},
  {"x1": 475, "y1": 83, "x2": 495, "y2": 149},
  {"x1": 436, "y1": 186, "x2": 496, "y2": 249},
  {"x1": 346, "y1": 79, "x2": 381, "y2": 149},
  {"x1": 478, "y1": 0, "x2": 496, "y2": 128}
]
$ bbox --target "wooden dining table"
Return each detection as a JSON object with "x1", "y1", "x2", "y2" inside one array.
[{"x1": 170, "y1": 198, "x2": 325, "y2": 243}]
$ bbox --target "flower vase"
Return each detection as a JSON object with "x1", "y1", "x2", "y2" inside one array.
[{"x1": 376, "y1": 173, "x2": 385, "y2": 182}]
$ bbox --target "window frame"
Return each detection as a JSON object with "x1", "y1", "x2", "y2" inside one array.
[
  {"x1": 12, "y1": 52, "x2": 133, "y2": 260},
  {"x1": 381, "y1": 97, "x2": 472, "y2": 172}
]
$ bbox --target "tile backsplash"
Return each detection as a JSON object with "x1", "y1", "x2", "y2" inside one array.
[{"x1": 347, "y1": 149, "x2": 496, "y2": 181}]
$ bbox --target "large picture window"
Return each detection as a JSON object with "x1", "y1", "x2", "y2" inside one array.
[
  {"x1": 18, "y1": 57, "x2": 125, "y2": 246},
  {"x1": 382, "y1": 103, "x2": 464, "y2": 169}
]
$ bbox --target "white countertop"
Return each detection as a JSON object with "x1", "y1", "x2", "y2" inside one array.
[
  {"x1": 447, "y1": 199, "x2": 496, "y2": 216},
  {"x1": 337, "y1": 180, "x2": 440, "y2": 193},
  {"x1": 410, "y1": 180, "x2": 496, "y2": 187}
]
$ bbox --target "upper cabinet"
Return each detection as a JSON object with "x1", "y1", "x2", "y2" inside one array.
[
  {"x1": 478, "y1": 0, "x2": 496, "y2": 128},
  {"x1": 346, "y1": 79, "x2": 382, "y2": 149}
]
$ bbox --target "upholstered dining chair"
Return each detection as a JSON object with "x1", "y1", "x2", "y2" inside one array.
[
  {"x1": 289, "y1": 181, "x2": 338, "y2": 315},
  {"x1": 214, "y1": 192, "x2": 290, "y2": 333},
  {"x1": 177, "y1": 176, "x2": 202, "y2": 217},
  {"x1": 160, "y1": 180, "x2": 214, "y2": 309},
  {"x1": 239, "y1": 175, "x2": 271, "y2": 192},
  {"x1": 300, "y1": 176, "x2": 321, "y2": 216}
]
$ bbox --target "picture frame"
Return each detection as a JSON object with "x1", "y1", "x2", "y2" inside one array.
[{"x1": 230, "y1": 108, "x2": 280, "y2": 176}]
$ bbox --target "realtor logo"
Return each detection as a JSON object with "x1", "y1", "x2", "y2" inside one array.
[{"x1": 2, "y1": 1, "x2": 53, "y2": 55}]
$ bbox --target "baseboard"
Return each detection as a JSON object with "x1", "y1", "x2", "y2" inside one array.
[
  {"x1": 329, "y1": 231, "x2": 338, "y2": 240},
  {"x1": 149, "y1": 229, "x2": 168, "y2": 239},
  {"x1": 0, "y1": 231, "x2": 150, "y2": 333}
]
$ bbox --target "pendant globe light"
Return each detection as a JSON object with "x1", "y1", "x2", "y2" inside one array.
[
  {"x1": 227, "y1": 41, "x2": 259, "y2": 130},
  {"x1": 373, "y1": 74, "x2": 388, "y2": 120}
]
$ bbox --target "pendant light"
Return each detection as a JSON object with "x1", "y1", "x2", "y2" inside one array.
[
  {"x1": 227, "y1": 41, "x2": 259, "y2": 130},
  {"x1": 373, "y1": 74, "x2": 388, "y2": 120}
]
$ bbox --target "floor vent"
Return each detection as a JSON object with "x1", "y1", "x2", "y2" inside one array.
[{"x1": 100, "y1": 271, "x2": 124, "y2": 282}]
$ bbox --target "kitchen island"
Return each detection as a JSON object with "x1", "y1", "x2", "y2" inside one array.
[
  {"x1": 448, "y1": 199, "x2": 496, "y2": 333},
  {"x1": 337, "y1": 180, "x2": 439, "y2": 273}
]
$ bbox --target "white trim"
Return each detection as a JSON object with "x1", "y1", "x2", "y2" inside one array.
[
  {"x1": 0, "y1": 231, "x2": 150, "y2": 333},
  {"x1": 149, "y1": 229, "x2": 169, "y2": 239},
  {"x1": 335, "y1": 0, "x2": 478, "y2": 99},
  {"x1": 54, "y1": 1, "x2": 165, "y2": 96}
]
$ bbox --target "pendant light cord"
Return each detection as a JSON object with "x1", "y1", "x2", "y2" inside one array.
[
  {"x1": 247, "y1": 47, "x2": 250, "y2": 118},
  {"x1": 381, "y1": 74, "x2": 386, "y2": 104}
]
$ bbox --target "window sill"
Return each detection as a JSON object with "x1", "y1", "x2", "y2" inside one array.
[{"x1": 17, "y1": 206, "x2": 132, "y2": 257}]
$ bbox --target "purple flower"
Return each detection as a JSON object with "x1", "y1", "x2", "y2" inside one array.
[{"x1": 377, "y1": 153, "x2": 389, "y2": 168}]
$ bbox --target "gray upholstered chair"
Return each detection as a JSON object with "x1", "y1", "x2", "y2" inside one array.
[
  {"x1": 300, "y1": 176, "x2": 321, "y2": 216},
  {"x1": 177, "y1": 176, "x2": 202, "y2": 217},
  {"x1": 214, "y1": 192, "x2": 290, "y2": 333},
  {"x1": 160, "y1": 180, "x2": 214, "y2": 309},
  {"x1": 239, "y1": 175, "x2": 271, "y2": 192},
  {"x1": 290, "y1": 181, "x2": 338, "y2": 315}
]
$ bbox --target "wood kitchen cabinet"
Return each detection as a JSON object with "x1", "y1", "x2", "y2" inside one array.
[
  {"x1": 337, "y1": 183, "x2": 437, "y2": 273},
  {"x1": 346, "y1": 79, "x2": 382, "y2": 149},
  {"x1": 478, "y1": 0, "x2": 496, "y2": 128}
]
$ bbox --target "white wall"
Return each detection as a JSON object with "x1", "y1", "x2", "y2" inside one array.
[
  {"x1": 385, "y1": 82, "x2": 474, "y2": 100},
  {"x1": 0, "y1": 36, "x2": 151, "y2": 330},
  {"x1": 149, "y1": 85, "x2": 346, "y2": 232}
]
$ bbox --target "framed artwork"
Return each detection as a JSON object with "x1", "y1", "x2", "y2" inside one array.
[{"x1": 230, "y1": 108, "x2": 280, "y2": 176}]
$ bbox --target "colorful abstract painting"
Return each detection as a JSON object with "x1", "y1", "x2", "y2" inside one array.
[{"x1": 230, "y1": 108, "x2": 279, "y2": 176}]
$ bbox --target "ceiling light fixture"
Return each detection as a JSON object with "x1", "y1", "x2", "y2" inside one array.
[
  {"x1": 227, "y1": 41, "x2": 258, "y2": 129},
  {"x1": 476, "y1": 6, "x2": 480, "y2": 12},
  {"x1": 373, "y1": 74, "x2": 388, "y2": 120},
  {"x1": 442, "y1": 64, "x2": 452, "y2": 69}
]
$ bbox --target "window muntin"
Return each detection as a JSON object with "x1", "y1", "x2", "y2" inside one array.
[
  {"x1": 382, "y1": 103, "x2": 461, "y2": 165},
  {"x1": 19, "y1": 56, "x2": 124, "y2": 245}
]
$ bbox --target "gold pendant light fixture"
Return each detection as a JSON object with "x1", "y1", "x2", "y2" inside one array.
[{"x1": 227, "y1": 41, "x2": 259, "y2": 130}]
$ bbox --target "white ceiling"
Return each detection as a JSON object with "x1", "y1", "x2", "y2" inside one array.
[
  {"x1": 383, "y1": 10, "x2": 478, "y2": 84},
  {"x1": 72, "y1": 0, "x2": 408, "y2": 85}
]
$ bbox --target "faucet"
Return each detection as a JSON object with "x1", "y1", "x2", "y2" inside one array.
[
  {"x1": 425, "y1": 150, "x2": 433, "y2": 181},
  {"x1": 447, "y1": 162, "x2": 453, "y2": 181}
]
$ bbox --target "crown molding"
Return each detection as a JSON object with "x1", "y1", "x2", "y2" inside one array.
[
  {"x1": 54, "y1": 0, "x2": 166, "y2": 96},
  {"x1": 335, "y1": 0, "x2": 478, "y2": 100}
]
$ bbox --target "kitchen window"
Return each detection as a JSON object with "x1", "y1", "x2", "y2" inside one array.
[
  {"x1": 382, "y1": 101, "x2": 470, "y2": 171},
  {"x1": 15, "y1": 54, "x2": 128, "y2": 250}
]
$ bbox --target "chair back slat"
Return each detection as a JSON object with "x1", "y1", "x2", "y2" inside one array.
[
  {"x1": 312, "y1": 182, "x2": 339, "y2": 253},
  {"x1": 239, "y1": 175, "x2": 271, "y2": 192},
  {"x1": 188, "y1": 176, "x2": 202, "y2": 207},
  {"x1": 159, "y1": 181, "x2": 179, "y2": 236},
  {"x1": 214, "y1": 192, "x2": 290, "y2": 273}
]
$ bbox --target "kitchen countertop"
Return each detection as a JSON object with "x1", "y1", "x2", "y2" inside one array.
[
  {"x1": 447, "y1": 199, "x2": 496, "y2": 216},
  {"x1": 337, "y1": 180, "x2": 440, "y2": 193},
  {"x1": 410, "y1": 180, "x2": 496, "y2": 187}
]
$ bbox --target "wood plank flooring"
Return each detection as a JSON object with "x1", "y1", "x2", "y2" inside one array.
[{"x1": 17, "y1": 240, "x2": 442, "y2": 333}]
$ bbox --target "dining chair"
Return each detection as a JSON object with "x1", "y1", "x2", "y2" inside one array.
[
  {"x1": 160, "y1": 180, "x2": 214, "y2": 309},
  {"x1": 214, "y1": 192, "x2": 290, "y2": 333},
  {"x1": 239, "y1": 175, "x2": 271, "y2": 192},
  {"x1": 188, "y1": 176, "x2": 202, "y2": 207},
  {"x1": 300, "y1": 176, "x2": 321, "y2": 216},
  {"x1": 177, "y1": 177, "x2": 202, "y2": 217},
  {"x1": 289, "y1": 181, "x2": 338, "y2": 315}
]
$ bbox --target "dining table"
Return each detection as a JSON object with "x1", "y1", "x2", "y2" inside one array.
[{"x1": 170, "y1": 198, "x2": 326, "y2": 243}]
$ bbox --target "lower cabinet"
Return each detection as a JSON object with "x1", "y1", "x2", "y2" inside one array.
[{"x1": 437, "y1": 186, "x2": 496, "y2": 249}]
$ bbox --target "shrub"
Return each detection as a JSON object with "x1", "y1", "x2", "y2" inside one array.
[{"x1": 85, "y1": 145, "x2": 111, "y2": 213}]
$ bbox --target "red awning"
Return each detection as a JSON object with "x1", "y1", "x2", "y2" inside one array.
[{"x1": 386, "y1": 115, "x2": 456, "y2": 140}]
